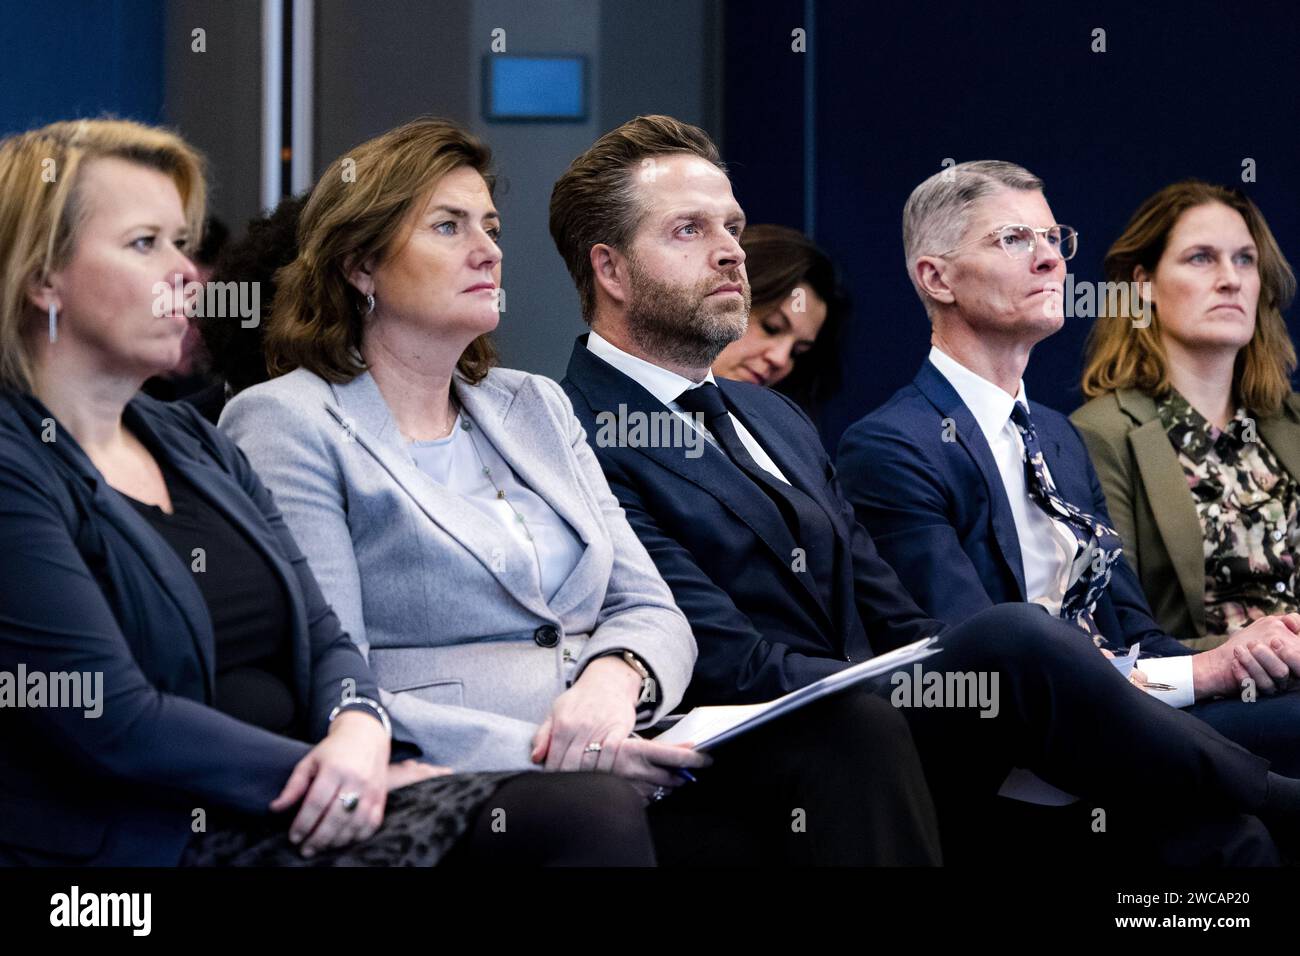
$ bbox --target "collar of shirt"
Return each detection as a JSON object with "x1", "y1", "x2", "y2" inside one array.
[
  {"x1": 927, "y1": 343, "x2": 1081, "y2": 613},
  {"x1": 587, "y1": 330, "x2": 716, "y2": 405},
  {"x1": 927, "y1": 345, "x2": 1029, "y2": 442},
  {"x1": 1157, "y1": 387, "x2": 1251, "y2": 462},
  {"x1": 585, "y1": 329, "x2": 791, "y2": 484}
]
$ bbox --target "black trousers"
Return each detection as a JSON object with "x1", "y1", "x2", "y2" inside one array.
[
  {"x1": 978, "y1": 797, "x2": 1278, "y2": 866},
  {"x1": 646, "y1": 690, "x2": 942, "y2": 865},
  {"x1": 444, "y1": 772, "x2": 657, "y2": 867},
  {"x1": 890, "y1": 603, "x2": 1278, "y2": 865},
  {"x1": 184, "y1": 771, "x2": 657, "y2": 867}
]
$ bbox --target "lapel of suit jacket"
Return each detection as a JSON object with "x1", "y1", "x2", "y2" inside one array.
[
  {"x1": 326, "y1": 370, "x2": 555, "y2": 623},
  {"x1": 566, "y1": 339, "x2": 836, "y2": 629},
  {"x1": 717, "y1": 377, "x2": 841, "y2": 619},
  {"x1": 1116, "y1": 388, "x2": 1206, "y2": 635},
  {"x1": 11, "y1": 393, "x2": 220, "y2": 700},
  {"x1": 718, "y1": 378, "x2": 851, "y2": 541},
  {"x1": 913, "y1": 360, "x2": 1027, "y2": 598},
  {"x1": 1258, "y1": 397, "x2": 1300, "y2": 491},
  {"x1": 455, "y1": 373, "x2": 599, "y2": 620},
  {"x1": 134, "y1": 401, "x2": 319, "y2": 701}
]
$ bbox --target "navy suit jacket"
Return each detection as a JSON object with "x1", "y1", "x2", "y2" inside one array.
[
  {"x1": 836, "y1": 359, "x2": 1190, "y2": 660},
  {"x1": 0, "y1": 390, "x2": 391, "y2": 866},
  {"x1": 562, "y1": 336, "x2": 944, "y2": 708}
]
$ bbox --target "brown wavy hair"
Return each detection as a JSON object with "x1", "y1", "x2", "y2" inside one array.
[
  {"x1": 1081, "y1": 181, "x2": 1296, "y2": 415},
  {"x1": 0, "y1": 118, "x2": 206, "y2": 392},
  {"x1": 266, "y1": 117, "x2": 497, "y2": 384}
]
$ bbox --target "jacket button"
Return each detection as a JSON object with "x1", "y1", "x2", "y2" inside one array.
[{"x1": 534, "y1": 625, "x2": 560, "y2": 647}]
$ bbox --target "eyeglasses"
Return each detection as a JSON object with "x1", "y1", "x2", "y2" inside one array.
[{"x1": 939, "y1": 223, "x2": 1078, "y2": 261}]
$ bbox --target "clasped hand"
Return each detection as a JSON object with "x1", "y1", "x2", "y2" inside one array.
[
  {"x1": 530, "y1": 655, "x2": 711, "y2": 804},
  {"x1": 269, "y1": 711, "x2": 451, "y2": 857}
]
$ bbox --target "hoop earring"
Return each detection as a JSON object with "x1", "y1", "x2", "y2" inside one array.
[
  {"x1": 365, "y1": 293, "x2": 375, "y2": 315},
  {"x1": 48, "y1": 302, "x2": 58, "y2": 343}
]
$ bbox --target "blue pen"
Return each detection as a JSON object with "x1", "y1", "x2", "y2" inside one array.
[{"x1": 630, "y1": 731, "x2": 699, "y2": 782}]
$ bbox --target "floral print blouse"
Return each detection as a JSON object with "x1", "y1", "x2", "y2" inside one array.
[{"x1": 1158, "y1": 389, "x2": 1300, "y2": 637}]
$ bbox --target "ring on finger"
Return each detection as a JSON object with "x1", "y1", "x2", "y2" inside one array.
[
  {"x1": 339, "y1": 792, "x2": 360, "y2": 813},
  {"x1": 651, "y1": 786, "x2": 668, "y2": 802}
]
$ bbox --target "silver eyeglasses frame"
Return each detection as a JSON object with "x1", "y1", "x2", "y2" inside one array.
[{"x1": 938, "y1": 223, "x2": 1079, "y2": 261}]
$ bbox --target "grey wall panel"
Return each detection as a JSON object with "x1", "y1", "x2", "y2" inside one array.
[
  {"x1": 313, "y1": 0, "x2": 473, "y2": 181},
  {"x1": 163, "y1": 0, "x2": 264, "y2": 228},
  {"x1": 467, "y1": 0, "x2": 602, "y2": 380}
]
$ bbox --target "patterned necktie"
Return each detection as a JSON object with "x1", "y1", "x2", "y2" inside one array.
[{"x1": 1008, "y1": 402, "x2": 1124, "y2": 643}]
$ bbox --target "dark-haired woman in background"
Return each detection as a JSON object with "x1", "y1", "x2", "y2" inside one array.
[
  {"x1": 1073, "y1": 181, "x2": 1300, "y2": 656},
  {"x1": 710, "y1": 224, "x2": 850, "y2": 416},
  {"x1": 187, "y1": 194, "x2": 308, "y2": 423}
]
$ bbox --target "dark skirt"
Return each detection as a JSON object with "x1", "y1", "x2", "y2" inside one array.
[{"x1": 180, "y1": 771, "x2": 520, "y2": 867}]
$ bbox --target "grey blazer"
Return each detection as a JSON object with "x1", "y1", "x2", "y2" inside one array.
[{"x1": 219, "y1": 365, "x2": 696, "y2": 771}]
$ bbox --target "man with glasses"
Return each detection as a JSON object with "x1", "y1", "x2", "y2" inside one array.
[
  {"x1": 838, "y1": 160, "x2": 1300, "y2": 787},
  {"x1": 555, "y1": 126, "x2": 1300, "y2": 864}
]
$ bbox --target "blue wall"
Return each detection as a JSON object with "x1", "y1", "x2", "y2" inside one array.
[
  {"x1": 0, "y1": 0, "x2": 165, "y2": 136},
  {"x1": 726, "y1": 0, "x2": 1300, "y2": 451}
]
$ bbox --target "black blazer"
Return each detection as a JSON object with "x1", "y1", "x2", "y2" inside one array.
[
  {"x1": 836, "y1": 359, "x2": 1191, "y2": 660},
  {"x1": 0, "y1": 390, "x2": 386, "y2": 866},
  {"x1": 561, "y1": 335, "x2": 944, "y2": 708}
]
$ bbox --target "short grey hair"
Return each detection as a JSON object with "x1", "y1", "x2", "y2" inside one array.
[{"x1": 902, "y1": 160, "x2": 1045, "y2": 313}]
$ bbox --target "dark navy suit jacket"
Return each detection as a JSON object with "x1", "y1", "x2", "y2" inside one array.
[
  {"x1": 0, "y1": 390, "x2": 390, "y2": 866},
  {"x1": 562, "y1": 336, "x2": 944, "y2": 708},
  {"x1": 836, "y1": 359, "x2": 1191, "y2": 660}
]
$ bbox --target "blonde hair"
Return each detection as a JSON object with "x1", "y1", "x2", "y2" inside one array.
[
  {"x1": 0, "y1": 118, "x2": 207, "y2": 392},
  {"x1": 266, "y1": 116, "x2": 497, "y2": 384},
  {"x1": 1081, "y1": 181, "x2": 1296, "y2": 415}
]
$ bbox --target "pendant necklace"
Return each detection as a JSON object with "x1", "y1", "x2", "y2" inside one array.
[{"x1": 460, "y1": 413, "x2": 534, "y2": 542}]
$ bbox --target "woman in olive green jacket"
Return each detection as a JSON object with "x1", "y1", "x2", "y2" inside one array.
[{"x1": 1073, "y1": 181, "x2": 1300, "y2": 651}]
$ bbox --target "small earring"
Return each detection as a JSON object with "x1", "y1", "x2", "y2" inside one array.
[
  {"x1": 48, "y1": 302, "x2": 58, "y2": 343},
  {"x1": 365, "y1": 293, "x2": 375, "y2": 315}
]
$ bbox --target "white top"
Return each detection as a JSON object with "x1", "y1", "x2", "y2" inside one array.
[
  {"x1": 928, "y1": 346, "x2": 1193, "y2": 706},
  {"x1": 587, "y1": 330, "x2": 791, "y2": 484},
  {"x1": 407, "y1": 415, "x2": 585, "y2": 603}
]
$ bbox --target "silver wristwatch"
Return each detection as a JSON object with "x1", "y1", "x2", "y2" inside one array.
[{"x1": 327, "y1": 695, "x2": 392, "y2": 738}]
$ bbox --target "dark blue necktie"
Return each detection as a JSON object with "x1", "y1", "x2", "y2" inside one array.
[
  {"x1": 1009, "y1": 402, "x2": 1124, "y2": 642},
  {"x1": 675, "y1": 382, "x2": 836, "y2": 597}
]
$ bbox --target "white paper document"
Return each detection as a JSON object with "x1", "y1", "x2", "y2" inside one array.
[{"x1": 654, "y1": 636, "x2": 942, "y2": 751}]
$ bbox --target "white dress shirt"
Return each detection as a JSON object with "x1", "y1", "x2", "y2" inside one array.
[
  {"x1": 587, "y1": 330, "x2": 791, "y2": 484},
  {"x1": 928, "y1": 346, "x2": 1193, "y2": 706}
]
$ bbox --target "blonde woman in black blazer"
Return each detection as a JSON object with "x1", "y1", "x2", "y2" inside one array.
[{"x1": 0, "y1": 118, "x2": 654, "y2": 867}]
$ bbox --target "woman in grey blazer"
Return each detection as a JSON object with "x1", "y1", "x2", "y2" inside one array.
[{"x1": 220, "y1": 118, "x2": 706, "y2": 806}]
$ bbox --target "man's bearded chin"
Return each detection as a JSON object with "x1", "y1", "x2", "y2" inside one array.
[{"x1": 624, "y1": 266, "x2": 751, "y2": 370}]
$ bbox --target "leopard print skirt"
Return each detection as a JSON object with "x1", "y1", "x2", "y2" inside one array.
[{"x1": 180, "y1": 771, "x2": 520, "y2": 867}]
